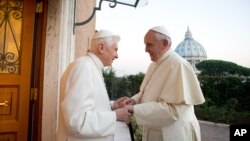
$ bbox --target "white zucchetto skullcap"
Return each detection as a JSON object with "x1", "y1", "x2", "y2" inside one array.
[
  {"x1": 92, "y1": 30, "x2": 120, "y2": 41},
  {"x1": 149, "y1": 26, "x2": 171, "y2": 38}
]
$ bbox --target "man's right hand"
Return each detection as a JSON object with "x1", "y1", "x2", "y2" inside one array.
[
  {"x1": 113, "y1": 97, "x2": 136, "y2": 110},
  {"x1": 115, "y1": 108, "x2": 132, "y2": 123}
]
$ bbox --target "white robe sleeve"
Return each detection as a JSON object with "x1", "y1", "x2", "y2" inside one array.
[
  {"x1": 131, "y1": 93, "x2": 141, "y2": 103},
  {"x1": 60, "y1": 62, "x2": 116, "y2": 138},
  {"x1": 133, "y1": 101, "x2": 178, "y2": 127}
]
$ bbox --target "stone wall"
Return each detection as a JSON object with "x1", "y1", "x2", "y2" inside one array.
[
  {"x1": 42, "y1": 0, "x2": 95, "y2": 140},
  {"x1": 75, "y1": 0, "x2": 96, "y2": 58}
]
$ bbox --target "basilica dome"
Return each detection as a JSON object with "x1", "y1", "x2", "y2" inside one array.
[{"x1": 175, "y1": 27, "x2": 207, "y2": 72}]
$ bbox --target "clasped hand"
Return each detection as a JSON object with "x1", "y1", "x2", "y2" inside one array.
[{"x1": 112, "y1": 97, "x2": 136, "y2": 123}]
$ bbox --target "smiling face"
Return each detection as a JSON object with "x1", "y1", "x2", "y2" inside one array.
[
  {"x1": 102, "y1": 41, "x2": 118, "y2": 66},
  {"x1": 90, "y1": 36, "x2": 119, "y2": 67},
  {"x1": 144, "y1": 31, "x2": 166, "y2": 62}
]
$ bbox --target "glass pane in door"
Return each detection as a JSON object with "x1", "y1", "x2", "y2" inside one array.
[{"x1": 0, "y1": 0, "x2": 23, "y2": 74}]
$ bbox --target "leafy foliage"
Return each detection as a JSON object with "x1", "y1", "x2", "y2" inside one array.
[
  {"x1": 196, "y1": 59, "x2": 250, "y2": 76},
  {"x1": 103, "y1": 68, "x2": 144, "y2": 100},
  {"x1": 198, "y1": 76, "x2": 250, "y2": 111},
  {"x1": 130, "y1": 116, "x2": 142, "y2": 141},
  {"x1": 196, "y1": 60, "x2": 250, "y2": 124}
]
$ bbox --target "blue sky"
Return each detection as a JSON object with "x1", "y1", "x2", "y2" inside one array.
[{"x1": 96, "y1": 0, "x2": 250, "y2": 76}]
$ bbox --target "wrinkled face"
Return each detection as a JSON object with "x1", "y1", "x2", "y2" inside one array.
[
  {"x1": 102, "y1": 42, "x2": 119, "y2": 66},
  {"x1": 144, "y1": 31, "x2": 165, "y2": 62}
]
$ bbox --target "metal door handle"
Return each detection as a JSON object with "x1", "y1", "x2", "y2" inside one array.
[{"x1": 0, "y1": 101, "x2": 9, "y2": 107}]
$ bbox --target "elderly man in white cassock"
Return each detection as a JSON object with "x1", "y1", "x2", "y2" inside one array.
[
  {"x1": 56, "y1": 30, "x2": 132, "y2": 141},
  {"x1": 116, "y1": 26, "x2": 205, "y2": 141}
]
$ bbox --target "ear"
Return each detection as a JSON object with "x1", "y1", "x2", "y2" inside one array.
[
  {"x1": 162, "y1": 39, "x2": 169, "y2": 46},
  {"x1": 161, "y1": 39, "x2": 169, "y2": 50},
  {"x1": 97, "y1": 43, "x2": 105, "y2": 54}
]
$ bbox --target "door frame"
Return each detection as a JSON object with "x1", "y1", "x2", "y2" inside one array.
[{"x1": 28, "y1": 0, "x2": 47, "y2": 141}]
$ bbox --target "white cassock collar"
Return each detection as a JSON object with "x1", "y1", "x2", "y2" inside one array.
[
  {"x1": 87, "y1": 52, "x2": 104, "y2": 76},
  {"x1": 156, "y1": 48, "x2": 173, "y2": 64}
]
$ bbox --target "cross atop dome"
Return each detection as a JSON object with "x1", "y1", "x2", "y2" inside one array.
[{"x1": 185, "y1": 26, "x2": 193, "y2": 39}]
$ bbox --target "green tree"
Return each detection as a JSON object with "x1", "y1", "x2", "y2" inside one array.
[
  {"x1": 196, "y1": 60, "x2": 250, "y2": 124},
  {"x1": 103, "y1": 67, "x2": 118, "y2": 100},
  {"x1": 103, "y1": 69, "x2": 144, "y2": 100},
  {"x1": 127, "y1": 72, "x2": 144, "y2": 96},
  {"x1": 196, "y1": 60, "x2": 250, "y2": 76}
]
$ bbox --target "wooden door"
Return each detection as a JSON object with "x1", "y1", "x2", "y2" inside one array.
[{"x1": 0, "y1": 0, "x2": 36, "y2": 140}]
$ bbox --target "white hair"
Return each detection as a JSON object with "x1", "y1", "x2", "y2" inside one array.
[{"x1": 91, "y1": 36, "x2": 119, "y2": 48}]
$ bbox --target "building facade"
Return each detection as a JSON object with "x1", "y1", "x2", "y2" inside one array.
[{"x1": 0, "y1": 0, "x2": 95, "y2": 141}]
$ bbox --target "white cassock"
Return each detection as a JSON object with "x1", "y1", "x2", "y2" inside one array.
[
  {"x1": 114, "y1": 121, "x2": 132, "y2": 141},
  {"x1": 56, "y1": 53, "x2": 116, "y2": 141},
  {"x1": 132, "y1": 49, "x2": 205, "y2": 141}
]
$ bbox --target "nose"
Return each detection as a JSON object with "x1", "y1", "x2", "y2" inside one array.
[{"x1": 115, "y1": 53, "x2": 118, "y2": 59}]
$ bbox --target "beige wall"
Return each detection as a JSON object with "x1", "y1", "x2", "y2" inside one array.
[
  {"x1": 42, "y1": 0, "x2": 95, "y2": 140},
  {"x1": 75, "y1": 0, "x2": 96, "y2": 58}
]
